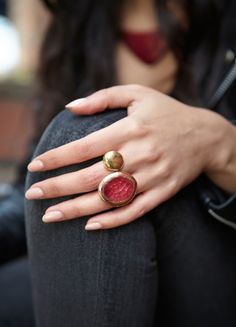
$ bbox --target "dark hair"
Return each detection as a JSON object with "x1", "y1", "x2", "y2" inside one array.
[{"x1": 37, "y1": 0, "x2": 226, "y2": 132}]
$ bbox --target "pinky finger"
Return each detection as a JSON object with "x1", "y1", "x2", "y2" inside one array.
[{"x1": 85, "y1": 186, "x2": 171, "y2": 230}]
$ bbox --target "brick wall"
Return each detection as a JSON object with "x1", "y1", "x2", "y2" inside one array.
[{"x1": 0, "y1": 99, "x2": 33, "y2": 162}]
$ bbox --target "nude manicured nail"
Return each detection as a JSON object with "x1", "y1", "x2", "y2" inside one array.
[
  {"x1": 25, "y1": 187, "x2": 44, "y2": 200},
  {"x1": 85, "y1": 222, "x2": 102, "y2": 231},
  {"x1": 65, "y1": 98, "x2": 87, "y2": 108},
  {"x1": 42, "y1": 211, "x2": 64, "y2": 223},
  {"x1": 28, "y1": 160, "x2": 44, "y2": 172}
]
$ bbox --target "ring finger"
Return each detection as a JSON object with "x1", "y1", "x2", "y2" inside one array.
[{"x1": 42, "y1": 169, "x2": 148, "y2": 222}]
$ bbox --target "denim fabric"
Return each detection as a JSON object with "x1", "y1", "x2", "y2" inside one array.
[{"x1": 25, "y1": 109, "x2": 236, "y2": 327}]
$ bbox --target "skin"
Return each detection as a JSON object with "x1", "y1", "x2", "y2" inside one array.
[
  {"x1": 25, "y1": 85, "x2": 236, "y2": 230},
  {"x1": 117, "y1": 0, "x2": 178, "y2": 93},
  {"x1": 25, "y1": 0, "x2": 236, "y2": 230}
]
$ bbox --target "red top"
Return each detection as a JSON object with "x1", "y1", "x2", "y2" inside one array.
[{"x1": 121, "y1": 30, "x2": 168, "y2": 65}]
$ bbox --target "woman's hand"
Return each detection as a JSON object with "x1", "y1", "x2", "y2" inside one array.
[{"x1": 25, "y1": 85, "x2": 236, "y2": 230}]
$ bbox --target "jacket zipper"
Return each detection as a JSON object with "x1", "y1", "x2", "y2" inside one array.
[
  {"x1": 208, "y1": 57, "x2": 236, "y2": 109},
  {"x1": 205, "y1": 53, "x2": 236, "y2": 229},
  {"x1": 208, "y1": 209, "x2": 236, "y2": 230}
]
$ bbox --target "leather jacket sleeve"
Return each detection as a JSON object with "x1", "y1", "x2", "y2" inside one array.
[
  {"x1": 200, "y1": 120, "x2": 236, "y2": 230},
  {"x1": 200, "y1": 177, "x2": 236, "y2": 230}
]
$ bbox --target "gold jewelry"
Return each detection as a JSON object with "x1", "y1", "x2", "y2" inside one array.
[
  {"x1": 98, "y1": 171, "x2": 137, "y2": 207},
  {"x1": 99, "y1": 151, "x2": 137, "y2": 207},
  {"x1": 103, "y1": 151, "x2": 124, "y2": 171}
]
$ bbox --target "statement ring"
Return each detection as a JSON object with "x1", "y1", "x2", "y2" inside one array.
[
  {"x1": 98, "y1": 151, "x2": 137, "y2": 207},
  {"x1": 98, "y1": 172, "x2": 137, "y2": 207},
  {"x1": 103, "y1": 151, "x2": 124, "y2": 171}
]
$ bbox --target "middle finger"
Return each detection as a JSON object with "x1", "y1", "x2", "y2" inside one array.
[{"x1": 25, "y1": 144, "x2": 144, "y2": 200}]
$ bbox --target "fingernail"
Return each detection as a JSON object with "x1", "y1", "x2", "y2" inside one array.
[
  {"x1": 25, "y1": 187, "x2": 44, "y2": 200},
  {"x1": 65, "y1": 98, "x2": 87, "y2": 108},
  {"x1": 85, "y1": 222, "x2": 102, "y2": 231},
  {"x1": 28, "y1": 160, "x2": 44, "y2": 172},
  {"x1": 42, "y1": 211, "x2": 64, "y2": 223}
]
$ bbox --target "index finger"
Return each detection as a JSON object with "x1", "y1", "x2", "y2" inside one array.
[
  {"x1": 28, "y1": 117, "x2": 130, "y2": 172},
  {"x1": 66, "y1": 84, "x2": 145, "y2": 115}
]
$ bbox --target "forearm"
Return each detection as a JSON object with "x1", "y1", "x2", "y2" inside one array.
[{"x1": 201, "y1": 109, "x2": 236, "y2": 193}]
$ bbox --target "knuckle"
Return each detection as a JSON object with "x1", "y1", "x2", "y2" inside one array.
[
  {"x1": 101, "y1": 220, "x2": 114, "y2": 229},
  {"x1": 97, "y1": 89, "x2": 110, "y2": 106},
  {"x1": 155, "y1": 145, "x2": 165, "y2": 158},
  {"x1": 45, "y1": 150, "x2": 59, "y2": 167},
  {"x1": 136, "y1": 205, "x2": 148, "y2": 218},
  {"x1": 77, "y1": 141, "x2": 92, "y2": 160},
  {"x1": 84, "y1": 170, "x2": 103, "y2": 189},
  {"x1": 70, "y1": 204, "x2": 81, "y2": 218},
  {"x1": 45, "y1": 180, "x2": 61, "y2": 196},
  {"x1": 97, "y1": 88, "x2": 109, "y2": 98},
  {"x1": 157, "y1": 161, "x2": 173, "y2": 179},
  {"x1": 168, "y1": 178, "x2": 180, "y2": 195},
  {"x1": 61, "y1": 201, "x2": 80, "y2": 219},
  {"x1": 128, "y1": 117, "x2": 145, "y2": 138},
  {"x1": 128, "y1": 84, "x2": 144, "y2": 93},
  {"x1": 72, "y1": 141, "x2": 82, "y2": 154},
  {"x1": 145, "y1": 143, "x2": 159, "y2": 162}
]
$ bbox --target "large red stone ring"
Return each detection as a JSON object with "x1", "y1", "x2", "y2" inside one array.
[{"x1": 98, "y1": 151, "x2": 137, "y2": 207}]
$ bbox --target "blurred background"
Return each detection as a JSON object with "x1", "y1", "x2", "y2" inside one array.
[{"x1": 0, "y1": 0, "x2": 48, "y2": 191}]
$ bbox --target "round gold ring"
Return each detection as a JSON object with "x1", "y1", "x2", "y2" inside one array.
[
  {"x1": 98, "y1": 171, "x2": 137, "y2": 207},
  {"x1": 103, "y1": 151, "x2": 124, "y2": 171}
]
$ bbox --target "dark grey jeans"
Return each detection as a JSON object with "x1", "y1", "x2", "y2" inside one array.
[{"x1": 25, "y1": 109, "x2": 236, "y2": 327}]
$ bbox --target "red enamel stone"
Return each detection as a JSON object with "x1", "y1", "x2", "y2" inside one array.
[{"x1": 99, "y1": 172, "x2": 137, "y2": 206}]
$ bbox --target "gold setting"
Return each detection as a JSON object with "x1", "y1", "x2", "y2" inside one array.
[
  {"x1": 98, "y1": 172, "x2": 137, "y2": 207},
  {"x1": 103, "y1": 151, "x2": 124, "y2": 172}
]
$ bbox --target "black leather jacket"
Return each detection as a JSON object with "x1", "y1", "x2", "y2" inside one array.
[
  {"x1": 195, "y1": 0, "x2": 236, "y2": 229},
  {"x1": 0, "y1": 0, "x2": 235, "y2": 264}
]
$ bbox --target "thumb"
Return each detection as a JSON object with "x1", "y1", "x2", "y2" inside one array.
[{"x1": 65, "y1": 85, "x2": 141, "y2": 115}]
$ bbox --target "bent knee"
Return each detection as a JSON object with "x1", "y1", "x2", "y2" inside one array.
[
  {"x1": 35, "y1": 108, "x2": 127, "y2": 157},
  {"x1": 26, "y1": 108, "x2": 127, "y2": 189}
]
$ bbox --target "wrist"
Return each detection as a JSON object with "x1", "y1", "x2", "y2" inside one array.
[
  {"x1": 197, "y1": 108, "x2": 236, "y2": 192},
  {"x1": 192, "y1": 108, "x2": 233, "y2": 173},
  {"x1": 208, "y1": 114, "x2": 234, "y2": 173}
]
